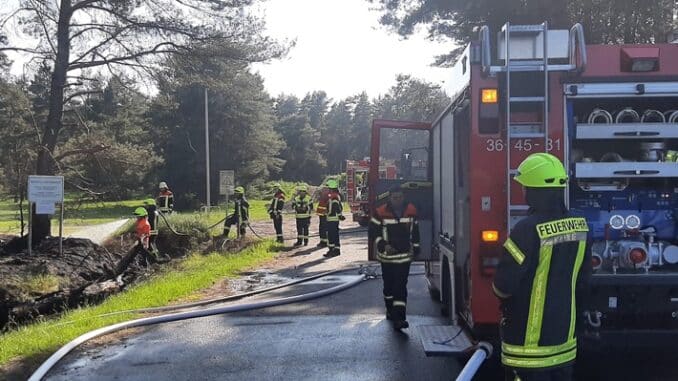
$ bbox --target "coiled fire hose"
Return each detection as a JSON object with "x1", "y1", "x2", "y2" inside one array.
[
  {"x1": 587, "y1": 108, "x2": 613, "y2": 124},
  {"x1": 641, "y1": 109, "x2": 665, "y2": 123},
  {"x1": 615, "y1": 108, "x2": 640, "y2": 123}
]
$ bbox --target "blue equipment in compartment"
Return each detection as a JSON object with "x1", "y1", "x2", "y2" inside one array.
[{"x1": 570, "y1": 187, "x2": 678, "y2": 240}]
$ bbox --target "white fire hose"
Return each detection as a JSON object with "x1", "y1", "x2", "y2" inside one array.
[
  {"x1": 455, "y1": 342, "x2": 494, "y2": 381},
  {"x1": 28, "y1": 275, "x2": 366, "y2": 381}
]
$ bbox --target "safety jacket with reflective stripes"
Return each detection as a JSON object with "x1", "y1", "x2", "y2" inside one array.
[
  {"x1": 157, "y1": 190, "x2": 174, "y2": 213},
  {"x1": 369, "y1": 202, "x2": 420, "y2": 264},
  {"x1": 233, "y1": 197, "x2": 250, "y2": 224},
  {"x1": 292, "y1": 195, "x2": 313, "y2": 219},
  {"x1": 144, "y1": 204, "x2": 158, "y2": 236},
  {"x1": 268, "y1": 192, "x2": 285, "y2": 217},
  {"x1": 316, "y1": 189, "x2": 329, "y2": 216},
  {"x1": 493, "y1": 215, "x2": 591, "y2": 370},
  {"x1": 326, "y1": 191, "x2": 342, "y2": 222}
]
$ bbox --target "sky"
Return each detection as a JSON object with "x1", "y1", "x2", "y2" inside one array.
[{"x1": 251, "y1": 0, "x2": 455, "y2": 100}]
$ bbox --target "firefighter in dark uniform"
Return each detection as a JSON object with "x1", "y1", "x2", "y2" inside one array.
[
  {"x1": 292, "y1": 184, "x2": 313, "y2": 246},
  {"x1": 157, "y1": 181, "x2": 174, "y2": 214},
  {"x1": 493, "y1": 153, "x2": 591, "y2": 381},
  {"x1": 369, "y1": 186, "x2": 420, "y2": 330},
  {"x1": 223, "y1": 186, "x2": 249, "y2": 240},
  {"x1": 315, "y1": 181, "x2": 330, "y2": 248},
  {"x1": 268, "y1": 183, "x2": 285, "y2": 244},
  {"x1": 323, "y1": 179, "x2": 344, "y2": 257},
  {"x1": 143, "y1": 198, "x2": 159, "y2": 255}
]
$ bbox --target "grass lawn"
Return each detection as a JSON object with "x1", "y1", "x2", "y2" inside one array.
[
  {"x1": 0, "y1": 240, "x2": 278, "y2": 369},
  {"x1": 0, "y1": 198, "x2": 144, "y2": 234},
  {"x1": 0, "y1": 198, "x2": 274, "y2": 235}
]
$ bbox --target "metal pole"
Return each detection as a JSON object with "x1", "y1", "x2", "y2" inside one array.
[
  {"x1": 28, "y1": 202, "x2": 32, "y2": 255},
  {"x1": 59, "y1": 202, "x2": 64, "y2": 256},
  {"x1": 205, "y1": 88, "x2": 211, "y2": 209}
]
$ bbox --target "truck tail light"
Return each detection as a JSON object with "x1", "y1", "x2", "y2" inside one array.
[
  {"x1": 629, "y1": 248, "x2": 647, "y2": 265},
  {"x1": 482, "y1": 230, "x2": 499, "y2": 243},
  {"x1": 481, "y1": 89, "x2": 498, "y2": 104}
]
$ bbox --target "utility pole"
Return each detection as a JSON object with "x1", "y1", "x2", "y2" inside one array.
[{"x1": 205, "y1": 88, "x2": 211, "y2": 209}]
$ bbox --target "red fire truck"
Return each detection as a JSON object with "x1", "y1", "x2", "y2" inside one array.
[
  {"x1": 347, "y1": 159, "x2": 396, "y2": 226},
  {"x1": 369, "y1": 22, "x2": 678, "y2": 354}
]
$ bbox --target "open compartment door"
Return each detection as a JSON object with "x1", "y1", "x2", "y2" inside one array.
[{"x1": 368, "y1": 119, "x2": 433, "y2": 261}]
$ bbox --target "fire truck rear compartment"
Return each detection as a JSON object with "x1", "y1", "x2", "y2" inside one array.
[{"x1": 568, "y1": 92, "x2": 678, "y2": 335}]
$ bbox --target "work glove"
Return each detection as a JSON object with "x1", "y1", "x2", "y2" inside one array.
[
  {"x1": 384, "y1": 244, "x2": 398, "y2": 255},
  {"x1": 339, "y1": 215, "x2": 346, "y2": 221}
]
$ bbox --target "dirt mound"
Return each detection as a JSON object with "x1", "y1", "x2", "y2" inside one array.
[{"x1": 0, "y1": 237, "x2": 124, "y2": 329}]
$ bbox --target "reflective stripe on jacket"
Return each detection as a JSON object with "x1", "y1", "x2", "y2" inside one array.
[
  {"x1": 493, "y1": 216, "x2": 590, "y2": 369},
  {"x1": 292, "y1": 195, "x2": 313, "y2": 219},
  {"x1": 326, "y1": 191, "x2": 342, "y2": 222},
  {"x1": 368, "y1": 202, "x2": 419, "y2": 263},
  {"x1": 268, "y1": 192, "x2": 285, "y2": 217}
]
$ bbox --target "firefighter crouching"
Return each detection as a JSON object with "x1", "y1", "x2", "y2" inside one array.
[
  {"x1": 292, "y1": 184, "x2": 313, "y2": 246},
  {"x1": 323, "y1": 179, "x2": 344, "y2": 257},
  {"x1": 268, "y1": 183, "x2": 285, "y2": 244},
  {"x1": 223, "y1": 186, "x2": 249, "y2": 240},
  {"x1": 315, "y1": 181, "x2": 330, "y2": 248},
  {"x1": 369, "y1": 186, "x2": 419, "y2": 331},
  {"x1": 157, "y1": 181, "x2": 174, "y2": 214},
  {"x1": 493, "y1": 153, "x2": 590, "y2": 381}
]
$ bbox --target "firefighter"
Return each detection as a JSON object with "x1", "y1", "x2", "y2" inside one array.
[
  {"x1": 315, "y1": 180, "x2": 330, "y2": 248},
  {"x1": 292, "y1": 184, "x2": 313, "y2": 246},
  {"x1": 323, "y1": 179, "x2": 344, "y2": 257},
  {"x1": 223, "y1": 186, "x2": 249, "y2": 240},
  {"x1": 369, "y1": 186, "x2": 419, "y2": 330},
  {"x1": 268, "y1": 183, "x2": 285, "y2": 244},
  {"x1": 157, "y1": 181, "x2": 174, "y2": 214},
  {"x1": 142, "y1": 198, "x2": 159, "y2": 255},
  {"x1": 493, "y1": 153, "x2": 590, "y2": 381},
  {"x1": 132, "y1": 207, "x2": 155, "y2": 266}
]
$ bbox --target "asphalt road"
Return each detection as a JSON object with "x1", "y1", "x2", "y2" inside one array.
[
  {"x1": 39, "y1": 227, "x2": 678, "y2": 381},
  {"x1": 44, "y1": 231, "x2": 462, "y2": 381}
]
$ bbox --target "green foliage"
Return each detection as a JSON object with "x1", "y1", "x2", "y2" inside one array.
[
  {"x1": 370, "y1": 0, "x2": 678, "y2": 65},
  {"x1": 0, "y1": 240, "x2": 278, "y2": 367}
]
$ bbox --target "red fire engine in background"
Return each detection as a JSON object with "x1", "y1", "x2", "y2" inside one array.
[
  {"x1": 369, "y1": 21, "x2": 678, "y2": 354},
  {"x1": 346, "y1": 159, "x2": 396, "y2": 226}
]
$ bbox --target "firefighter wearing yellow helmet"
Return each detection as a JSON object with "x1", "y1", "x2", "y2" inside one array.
[
  {"x1": 223, "y1": 186, "x2": 249, "y2": 240},
  {"x1": 493, "y1": 153, "x2": 590, "y2": 381},
  {"x1": 267, "y1": 183, "x2": 286, "y2": 244},
  {"x1": 323, "y1": 179, "x2": 345, "y2": 257},
  {"x1": 292, "y1": 184, "x2": 313, "y2": 246}
]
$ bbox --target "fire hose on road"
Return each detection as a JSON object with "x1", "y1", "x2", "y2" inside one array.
[{"x1": 29, "y1": 272, "x2": 368, "y2": 381}]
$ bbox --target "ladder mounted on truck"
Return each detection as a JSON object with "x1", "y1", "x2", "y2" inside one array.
[{"x1": 479, "y1": 22, "x2": 587, "y2": 230}]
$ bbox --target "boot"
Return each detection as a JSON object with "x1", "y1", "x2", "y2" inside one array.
[
  {"x1": 294, "y1": 240, "x2": 303, "y2": 246},
  {"x1": 392, "y1": 320, "x2": 409, "y2": 330},
  {"x1": 316, "y1": 241, "x2": 327, "y2": 248},
  {"x1": 304, "y1": 239, "x2": 309, "y2": 246}
]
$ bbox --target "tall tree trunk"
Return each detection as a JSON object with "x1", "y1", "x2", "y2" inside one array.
[{"x1": 32, "y1": 0, "x2": 72, "y2": 245}]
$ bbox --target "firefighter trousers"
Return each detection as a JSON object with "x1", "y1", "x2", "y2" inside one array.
[
  {"x1": 272, "y1": 216, "x2": 283, "y2": 242},
  {"x1": 223, "y1": 215, "x2": 246, "y2": 238},
  {"x1": 505, "y1": 363, "x2": 573, "y2": 381},
  {"x1": 296, "y1": 217, "x2": 310, "y2": 244},
  {"x1": 381, "y1": 261, "x2": 411, "y2": 321},
  {"x1": 318, "y1": 215, "x2": 328, "y2": 246},
  {"x1": 327, "y1": 220, "x2": 340, "y2": 250}
]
